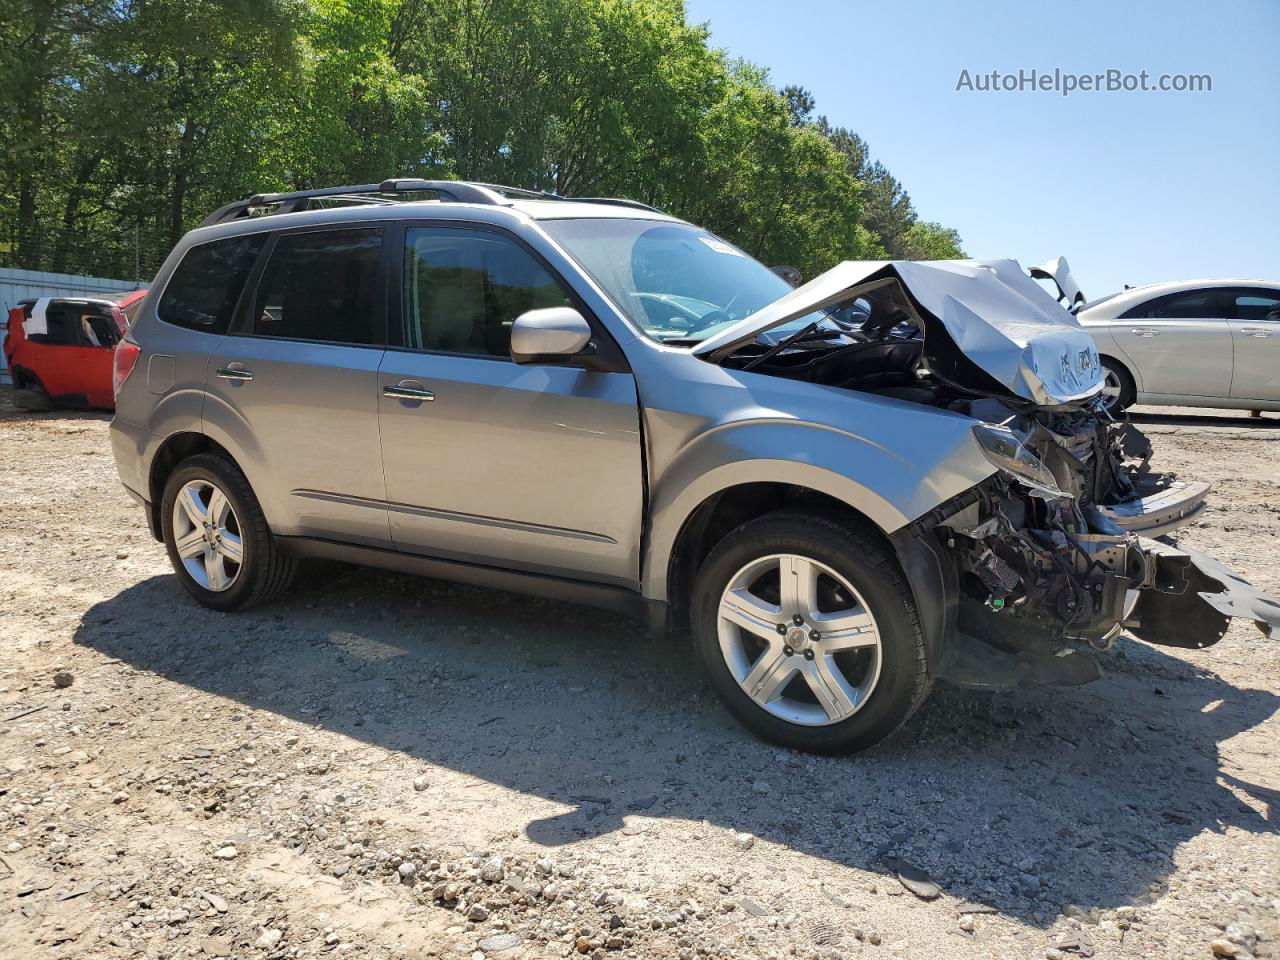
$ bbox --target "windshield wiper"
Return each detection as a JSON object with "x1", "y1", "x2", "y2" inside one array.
[{"x1": 741, "y1": 319, "x2": 838, "y2": 370}]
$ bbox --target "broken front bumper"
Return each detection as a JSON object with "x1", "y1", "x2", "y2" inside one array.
[
  {"x1": 1096, "y1": 480, "x2": 1211, "y2": 537},
  {"x1": 1129, "y1": 538, "x2": 1280, "y2": 647}
]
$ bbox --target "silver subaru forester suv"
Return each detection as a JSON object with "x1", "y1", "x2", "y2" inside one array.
[{"x1": 111, "y1": 179, "x2": 1279, "y2": 753}]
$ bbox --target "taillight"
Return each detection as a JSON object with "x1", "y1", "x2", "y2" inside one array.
[
  {"x1": 111, "y1": 306, "x2": 128, "y2": 336},
  {"x1": 114, "y1": 341, "x2": 141, "y2": 397}
]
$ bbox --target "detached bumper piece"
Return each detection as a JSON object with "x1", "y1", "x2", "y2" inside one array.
[
  {"x1": 1096, "y1": 480, "x2": 1211, "y2": 537},
  {"x1": 1129, "y1": 539, "x2": 1280, "y2": 648}
]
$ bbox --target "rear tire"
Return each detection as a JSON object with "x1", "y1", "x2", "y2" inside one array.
[
  {"x1": 13, "y1": 384, "x2": 53, "y2": 412},
  {"x1": 691, "y1": 510, "x2": 930, "y2": 754},
  {"x1": 1100, "y1": 358, "x2": 1135, "y2": 416},
  {"x1": 160, "y1": 454, "x2": 296, "y2": 611}
]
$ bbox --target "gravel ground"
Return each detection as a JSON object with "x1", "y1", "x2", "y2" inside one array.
[{"x1": 1, "y1": 385, "x2": 1277, "y2": 960}]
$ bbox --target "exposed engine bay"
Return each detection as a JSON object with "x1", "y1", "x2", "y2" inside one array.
[{"x1": 706, "y1": 261, "x2": 1280, "y2": 678}]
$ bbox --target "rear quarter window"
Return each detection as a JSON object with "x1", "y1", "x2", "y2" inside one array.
[{"x1": 157, "y1": 234, "x2": 266, "y2": 334}]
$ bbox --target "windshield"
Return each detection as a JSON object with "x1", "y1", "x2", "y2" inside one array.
[{"x1": 541, "y1": 218, "x2": 823, "y2": 344}]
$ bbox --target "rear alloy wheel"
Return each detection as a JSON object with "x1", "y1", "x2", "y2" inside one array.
[
  {"x1": 1099, "y1": 358, "x2": 1135, "y2": 415},
  {"x1": 171, "y1": 479, "x2": 244, "y2": 593},
  {"x1": 161, "y1": 454, "x2": 296, "y2": 611},
  {"x1": 691, "y1": 511, "x2": 930, "y2": 754}
]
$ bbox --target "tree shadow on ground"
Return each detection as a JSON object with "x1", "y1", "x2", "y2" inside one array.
[{"x1": 74, "y1": 563, "x2": 1278, "y2": 926}]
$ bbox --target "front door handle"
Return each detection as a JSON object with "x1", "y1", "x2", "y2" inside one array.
[
  {"x1": 216, "y1": 366, "x2": 254, "y2": 381},
  {"x1": 1129, "y1": 327, "x2": 1159, "y2": 337},
  {"x1": 383, "y1": 382, "x2": 435, "y2": 402},
  {"x1": 1239, "y1": 327, "x2": 1271, "y2": 337}
]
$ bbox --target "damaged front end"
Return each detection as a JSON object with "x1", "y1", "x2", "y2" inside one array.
[
  {"x1": 696, "y1": 258, "x2": 1280, "y2": 683},
  {"x1": 937, "y1": 410, "x2": 1277, "y2": 684}
]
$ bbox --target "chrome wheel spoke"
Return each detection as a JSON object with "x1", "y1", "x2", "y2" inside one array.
[
  {"x1": 177, "y1": 486, "x2": 207, "y2": 527},
  {"x1": 802, "y1": 655, "x2": 858, "y2": 722},
  {"x1": 721, "y1": 588, "x2": 781, "y2": 641},
  {"x1": 216, "y1": 531, "x2": 243, "y2": 564},
  {"x1": 779, "y1": 555, "x2": 819, "y2": 618},
  {"x1": 204, "y1": 549, "x2": 229, "y2": 591},
  {"x1": 814, "y1": 608, "x2": 878, "y2": 651},
  {"x1": 741, "y1": 644, "x2": 798, "y2": 705},
  {"x1": 174, "y1": 527, "x2": 206, "y2": 560},
  {"x1": 207, "y1": 487, "x2": 230, "y2": 528}
]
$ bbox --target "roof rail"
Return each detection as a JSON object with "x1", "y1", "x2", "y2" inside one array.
[
  {"x1": 567, "y1": 197, "x2": 660, "y2": 213},
  {"x1": 200, "y1": 179, "x2": 508, "y2": 227},
  {"x1": 199, "y1": 178, "x2": 661, "y2": 227}
]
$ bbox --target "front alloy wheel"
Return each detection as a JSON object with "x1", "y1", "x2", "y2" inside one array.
[
  {"x1": 692, "y1": 510, "x2": 930, "y2": 754},
  {"x1": 718, "y1": 554, "x2": 882, "y2": 726}
]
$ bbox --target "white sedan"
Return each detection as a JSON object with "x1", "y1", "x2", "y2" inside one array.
[{"x1": 1031, "y1": 261, "x2": 1280, "y2": 416}]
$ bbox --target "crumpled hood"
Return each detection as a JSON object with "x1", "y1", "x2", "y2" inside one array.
[{"x1": 693, "y1": 258, "x2": 1105, "y2": 406}]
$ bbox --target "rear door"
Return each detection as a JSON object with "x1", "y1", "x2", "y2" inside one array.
[
  {"x1": 1114, "y1": 289, "x2": 1233, "y2": 397},
  {"x1": 376, "y1": 223, "x2": 644, "y2": 586},
  {"x1": 1225, "y1": 287, "x2": 1280, "y2": 402},
  {"x1": 204, "y1": 224, "x2": 391, "y2": 544},
  {"x1": 19, "y1": 300, "x2": 119, "y2": 405}
]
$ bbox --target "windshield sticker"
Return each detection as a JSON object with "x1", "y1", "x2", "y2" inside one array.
[{"x1": 698, "y1": 236, "x2": 745, "y2": 257}]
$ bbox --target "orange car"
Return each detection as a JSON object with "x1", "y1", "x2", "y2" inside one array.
[{"x1": 4, "y1": 290, "x2": 146, "y2": 410}]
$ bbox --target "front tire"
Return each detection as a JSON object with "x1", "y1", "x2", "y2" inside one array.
[
  {"x1": 691, "y1": 510, "x2": 930, "y2": 754},
  {"x1": 160, "y1": 454, "x2": 296, "y2": 611}
]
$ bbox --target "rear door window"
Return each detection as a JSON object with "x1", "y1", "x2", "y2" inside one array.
[
  {"x1": 250, "y1": 228, "x2": 383, "y2": 345},
  {"x1": 158, "y1": 234, "x2": 266, "y2": 334},
  {"x1": 1122, "y1": 290, "x2": 1224, "y2": 320},
  {"x1": 25, "y1": 302, "x2": 119, "y2": 348},
  {"x1": 1227, "y1": 289, "x2": 1280, "y2": 322}
]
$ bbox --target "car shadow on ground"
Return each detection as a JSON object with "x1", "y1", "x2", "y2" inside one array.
[{"x1": 74, "y1": 564, "x2": 1277, "y2": 926}]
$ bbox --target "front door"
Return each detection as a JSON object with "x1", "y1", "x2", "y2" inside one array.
[
  {"x1": 204, "y1": 225, "x2": 390, "y2": 544},
  {"x1": 1115, "y1": 288, "x2": 1233, "y2": 398},
  {"x1": 1225, "y1": 288, "x2": 1280, "y2": 402},
  {"x1": 377, "y1": 224, "x2": 644, "y2": 587}
]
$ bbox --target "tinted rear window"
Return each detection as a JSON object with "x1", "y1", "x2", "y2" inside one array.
[{"x1": 157, "y1": 234, "x2": 265, "y2": 334}]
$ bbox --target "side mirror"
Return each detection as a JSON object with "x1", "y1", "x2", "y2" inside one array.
[
  {"x1": 510, "y1": 307, "x2": 594, "y2": 365},
  {"x1": 771, "y1": 264, "x2": 802, "y2": 287}
]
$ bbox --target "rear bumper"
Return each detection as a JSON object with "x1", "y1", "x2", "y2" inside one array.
[
  {"x1": 1097, "y1": 480, "x2": 1211, "y2": 537},
  {"x1": 109, "y1": 416, "x2": 150, "y2": 499}
]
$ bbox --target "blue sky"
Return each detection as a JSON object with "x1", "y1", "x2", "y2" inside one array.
[{"x1": 686, "y1": 0, "x2": 1279, "y2": 299}]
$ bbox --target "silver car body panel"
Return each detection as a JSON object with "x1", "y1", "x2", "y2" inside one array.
[
  {"x1": 693, "y1": 258, "x2": 1104, "y2": 406},
  {"x1": 627, "y1": 346, "x2": 999, "y2": 602},
  {"x1": 1028, "y1": 256, "x2": 1086, "y2": 308},
  {"x1": 1077, "y1": 277, "x2": 1280, "y2": 409},
  {"x1": 111, "y1": 196, "x2": 1280, "y2": 657}
]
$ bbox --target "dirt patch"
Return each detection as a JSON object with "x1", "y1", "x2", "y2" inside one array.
[{"x1": 1, "y1": 394, "x2": 1276, "y2": 959}]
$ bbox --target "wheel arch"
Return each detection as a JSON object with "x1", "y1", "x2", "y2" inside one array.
[
  {"x1": 146, "y1": 432, "x2": 240, "y2": 541},
  {"x1": 660, "y1": 481, "x2": 898, "y2": 629},
  {"x1": 10, "y1": 365, "x2": 44, "y2": 391}
]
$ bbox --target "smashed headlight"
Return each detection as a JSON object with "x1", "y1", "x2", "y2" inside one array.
[{"x1": 971, "y1": 423, "x2": 1066, "y2": 499}]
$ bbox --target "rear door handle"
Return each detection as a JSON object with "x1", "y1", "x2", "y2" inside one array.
[
  {"x1": 1239, "y1": 327, "x2": 1271, "y2": 337},
  {"x1": 383, "y1": 383, "x2": 435, "y2": 402},
  {"x1": 216, "y1": 366, "x2": 254, "y2": 381},
  {"x1": 1129, "y1": 327, "x2": 1159, "y2": 337}
]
